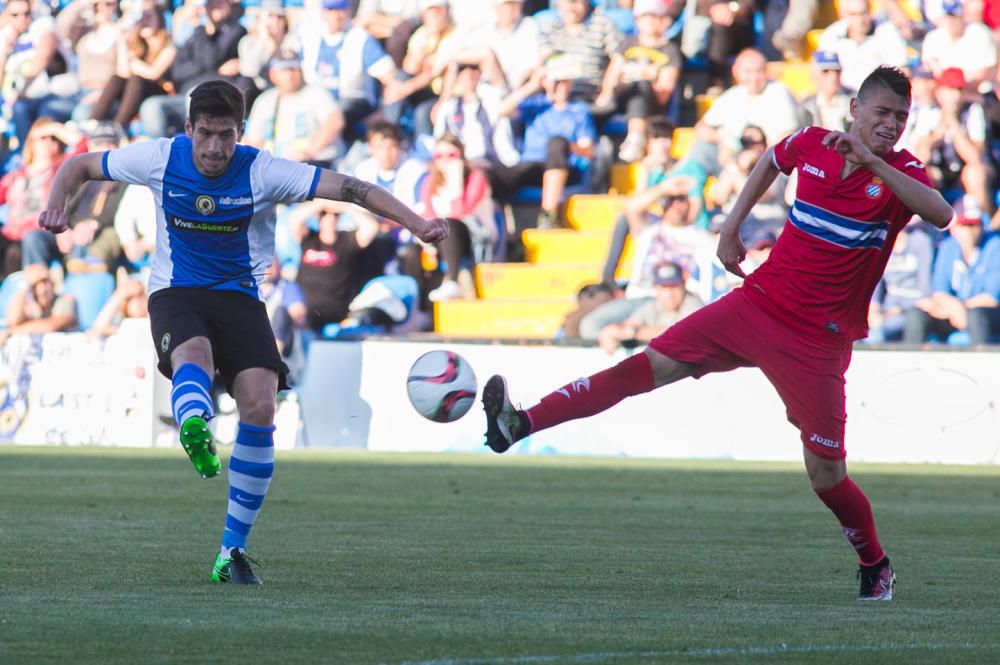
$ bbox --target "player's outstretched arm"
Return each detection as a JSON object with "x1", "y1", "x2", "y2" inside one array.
[
  {"x1": 313, "y1": 170, "x2": 449, "y2": 244},
  {"x1": 715, "y1": 146, "x2": 781, "y2": 278},
  {"x1": 822, "y1": 131, "x2": 953, "y2": 228},
  {"x1": 39, "y1": 153, "x2": 110, "y2": 234}
]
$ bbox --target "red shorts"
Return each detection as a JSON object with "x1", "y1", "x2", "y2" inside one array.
[{"x1": 649, "y1": 289, "x2": 852, "y2": 460}]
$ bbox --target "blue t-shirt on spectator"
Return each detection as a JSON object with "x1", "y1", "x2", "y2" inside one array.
[
  {"x1": 931, "y1": 232, "x2": 1000, "y2": 301},
  {"x1": 517, "y1": 95, "x2": 595, "y2": 171}
]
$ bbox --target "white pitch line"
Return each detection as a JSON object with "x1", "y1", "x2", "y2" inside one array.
[{"x1": 393, "y1": 642, "x2": 979, "y2": 665}]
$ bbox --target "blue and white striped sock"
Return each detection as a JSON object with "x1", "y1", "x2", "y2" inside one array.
[
  {"x1": 171, "y1": 363, "x2": 214, "y2": 426},
  {"x1": 221, "y1": 423, "x2": 275, "y2": 554}
]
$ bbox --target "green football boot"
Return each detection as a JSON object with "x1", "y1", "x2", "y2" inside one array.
[
  {"x1": 212, "y1": 549, "x2": 263, "y2": 585},
  {"x1": 179, "y1": 416, "x2": 220, "y2": 478}
]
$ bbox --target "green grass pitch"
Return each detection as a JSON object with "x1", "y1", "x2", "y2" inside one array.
[{"x1": 1, "y1": 446, "x2": 999, "y2": 664}]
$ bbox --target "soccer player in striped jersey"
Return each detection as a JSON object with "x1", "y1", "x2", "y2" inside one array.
[
  {"x1": 40, "y1": 80, "x2": 448, "y2": 585},
  {"x1": 483, "y1": 66, "x2": 953, "y2": 601}
]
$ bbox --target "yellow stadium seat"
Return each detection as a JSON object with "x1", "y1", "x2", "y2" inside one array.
[
  {"x1": 522, "y1": 229, "x2": 612, "y2": 265},
  {"x1": 805, "y1": 29, "x2": 825, "y2": 58},
  {"x1": 768, "y1": 59, "x2": 816, "y2": 100},
  {"x1": 610, "y1": 162, "x2": 641, "y2": 195},
  {"x1": 670, "y1": 127, "x2": 696, "y2": 161},
  {"x1": 564, "y1": 194, "x2": 627, "y2": 231},
  {"x1": 815, "y1": 0, "x2": 838, "y2": 28},
  {"x1": 434, "y1": 299, "x2": 578, "y2": 338},
  {"x1": 475, "y1": 263, "x2": 602, "y2": 299},
  {"x1": 695, "y1": 94, "x2": 716, "y2": 122}
]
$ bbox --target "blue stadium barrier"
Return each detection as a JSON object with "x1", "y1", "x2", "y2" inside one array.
[{"x1": 62, "y1": 272, "x2": 115, "y2": 331}]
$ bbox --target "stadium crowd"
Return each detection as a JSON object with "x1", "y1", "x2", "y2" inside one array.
[{"x1": 0, "y1": 0, "x2": 998, "y2": 369}]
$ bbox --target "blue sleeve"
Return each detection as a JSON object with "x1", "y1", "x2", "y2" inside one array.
[
  {"x1": 361, "y1": 34, "x2": 387, "y2": 70},
  {"x1": 979, "y1": 235, "x2": 1000, "y2": 299},
  {"x1": 574, "y1": 104, "x2": 596, "y2": 144},
  {"x1": 282, "y1": 280, "x2": 306, "y2": 309},
  {"x1": 931, "y1": 238, "x2": 957, "y2": 295},
  {"x1": 517, "y1": 95, "x2": 548, "y2": 127}
]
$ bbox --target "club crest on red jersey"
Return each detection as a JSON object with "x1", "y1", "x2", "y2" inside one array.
[{"x1": 865, "y1": 177, "x2": 883, "y2": 199}]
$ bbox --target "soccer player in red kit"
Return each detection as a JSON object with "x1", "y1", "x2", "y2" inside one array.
[{"x1": 482, "y1": 66, "x2": 954, "y2": 601}]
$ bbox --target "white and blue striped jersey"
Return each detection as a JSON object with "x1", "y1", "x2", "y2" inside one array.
[{"x1": 102, "y1": 136, "x2": 320, "y2": 300}]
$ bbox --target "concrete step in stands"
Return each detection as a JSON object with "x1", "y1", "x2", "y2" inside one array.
[
  {"x1": 564, "y1": 194, "x2": 627, "y2": 231},
  {"x1": 476, "y1": 263, "x2": 603, "y2": 300}
]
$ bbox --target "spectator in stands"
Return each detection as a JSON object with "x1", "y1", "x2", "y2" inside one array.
[
  {"x1": 433, "y1": 62, "x2": 520, "y2": 170},
  {"x1": 817, "y1": 0, "x2": 908, "y2": 92},
  {"x1": 237, "y1": 0, "x2": 289, "y2": 95},
  {"x1": 0, "y1": 118, "x2": 86, "y2": 278},
  {"x1": 911, "y1": 67, "x2": 992, "y2": 216},
  {"x1": 695, "y1": 0, "x2": 757, "y2": 91},
  {"x1": 297, "y1": 0, "x2": 400, "y2": 136},
  {"x1": 290, "y1": 200, "x2": 379, "y2": 333},
  {"x1": 602, "y1": 118, "x2": 709, "y2": 281},
  {"x1": 693, "y1": 48, "x2": 799, "y2": 172},
  {"x1": 389, "y1": 0, "x2": 463, "y2": 139},
  {"x1": 86, "y1": 275, "x2": 148, "y2": 340},
  {"x1": 582, "y1": 180, "x2": 714, "y2": 338},
  {"x1": 415, "y1": 132, "x2": 495, "y2": 301},
  {"x1": 2, "y1": 263, "x2": 78, "y2": 340},
  {"x1": 906, "y1": 197, "x2": 1000, "y2": 345},
  {"x1": 354, "y1": 0, "x2": 421, "y2": 67},
  {"x1": 113, "y1": 182, "x2": 156, "y2": 274},
  {"x1": 537, "y1": 0, "x2": 624, "y2": 103},
  {"x1": 560, "y1": 280, "x2": 619, "y2": 340},
  {"x1": 468, "y1": 0, "x2": 540, "y2": 91},
  {"x1": 707, "y1": 124, "x2": 788, "y2": 237},
  {"x1": 0, "y1": 0, "x2": 73, "y2": 148},
  {"x1": 493, "y1": 56, "x2": 596, "y2": 229},
  {"x1": 244, "y1": 45, "x2": 345, "y2": 166},
  {"x1": 54, "y1": 0, "x2": 120, "y2": 122},
  {"x1": 25, "y1": 120, "x2": 129, "y2": 274},
  {"x1": 596, "y1": 261, "x2": 703, "y2": 355},
  {"x1": 867, "y1": 222, "x2": 934, "y2": 343},
  {"x1": 260, "y1": 256, "x2": 307, "y2": 361},
  {"x1": 921, "y1": 0, "x2": 997, "y2": 92},
  {"x1": 770, "y1": 0, "x2": 820, "y2": 60},
  {"x1": 800, "y1": 50, "x2": 852, "y2": 131},
  {"x1": 89, "y1": 1, "x2": 175, "y2": 132},
  {"x1": 139, "y1": 0, "x2": 247, "y2": 138},
  {"x1": 594, "y1": 0, "x2": 683, "y2": 162}
]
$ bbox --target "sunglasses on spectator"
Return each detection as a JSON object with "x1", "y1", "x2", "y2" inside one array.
[
  {"x1": 6, "y1": 10, "x2": 27, "y2": 16},
  {"x1": 94, "y1": 1, "x2": 116, "y2": 7},
  {"x1": 433, "y1": 149, "x2": 462, "y2": 159},
  {"x1": 740, "y1": 136, "x2": 765, "y2": 148}
]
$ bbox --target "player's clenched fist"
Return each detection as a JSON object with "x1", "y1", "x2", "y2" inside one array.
[
  {"x1": 415, "y1": 218, "x2": 450, "y2": 243},
  {"x1": 821, "y1": 131, "x2": 876, "y2": 166},
  {"x1": 38, "y1": 208, "x2": 69, "y2": 234}
]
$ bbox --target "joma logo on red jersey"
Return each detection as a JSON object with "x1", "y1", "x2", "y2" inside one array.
[{"x1": 803, "y1": 163, "x2": 826, "y2": 178}]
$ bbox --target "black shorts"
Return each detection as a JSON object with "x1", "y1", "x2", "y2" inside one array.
[{"x1": 148, "y1": 287, "x2": 289, "y2": 393}]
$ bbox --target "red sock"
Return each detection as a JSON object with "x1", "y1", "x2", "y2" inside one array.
[
  {"x1": 815, "y1": 476, "x2": 885, "y2": 566},
  {"x1": 525, "y1": 353, "x2": 655, "y2": 434}
]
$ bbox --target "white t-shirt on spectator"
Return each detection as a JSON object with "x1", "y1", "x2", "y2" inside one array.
[
  {"x1": 921, "y1": 23, "x2": 997, "y2": 83},
  {"x1": 245, "y1": 85, "x2": 342, "y2": 162},
  {"x1": 355, "y1": 0, "x2": 421, "y2": 20},
  {"x1": 472, "y1": 15, "x2": 540, "y2": 90},
  {"x1": 900, "y1": 101, "x2": 987, "y2": 153},
  {"x1": 818, "y1": 19, "x2": 908, "y2": 91},
  {"x1": 701, "y1": 81, "x2": 800, "y2": 149},
  {"x1": 113, "y1": 184, "x2": 157, "y2": 251}
]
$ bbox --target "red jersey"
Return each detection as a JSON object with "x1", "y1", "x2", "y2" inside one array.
[{"x1": 742, "y1": 127, "x2": 932, "y2": 341}]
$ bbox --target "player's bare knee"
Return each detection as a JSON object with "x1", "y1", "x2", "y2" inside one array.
[
  {"x1": 236, "y1": 392, "x2": 276, "y2": 427},
  {"x1": 803, "y1": 448, "x2": 846, "y2": 492},
  {"x1": 170, "y1": 337, "x2": 214, "y2": 374},
  {"x1": 643, "y1": 347, "x2": 696, "y2": 387}
]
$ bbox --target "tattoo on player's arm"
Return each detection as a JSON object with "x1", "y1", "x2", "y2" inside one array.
[{"x1": 341, "y1": 177, "x2": 374, "y2": 206}]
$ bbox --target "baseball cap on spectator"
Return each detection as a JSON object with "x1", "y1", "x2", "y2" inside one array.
[
  {"x1": 911, "y1": 63, "x2": 933, "y2": 80},
  {"x1": 269, "y1": 44, "x2": 302, "y2": 69},
  {"x1": 322, "y1": 0, "x2": 349, "y2": 9},
  {"x1": 633, "y1": 0, "x2": 668, "y2": 16},
  {"x1": 652, "y1": 262, "x2": 685, "y2": 287},
  {"x1": 941, "y1": 0, "x2": 963, "y2": 15},
  {"x1": 259, "y1": 0, "x2": 285, "y2": 12},
  {"x1": 419, "y1": 0, "x2": 448, "y2": 9},
  {"x1": 812, "y1": 50, "x2": 841, "y2": 71},
  {"x1": 935, "y1": 67, "x2": 966, "y2": 89},
  {"x1": 82, "y1": 120, "x2": 126, "y2": 147},
  {"x1": 953, "y1": 196, "x2": 985, "y2": 225}
]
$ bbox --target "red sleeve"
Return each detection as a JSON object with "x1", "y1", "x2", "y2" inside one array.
[
  {"x1": 890, "y1": 149, "x2": 935, "y2": 221},
  {"x1": 772, "y1": 127, "x2": 817, "y2": 175},
  {"x1": 0, "y1": 171, "x2": 14, "y2": 205},
  {"x1": 452, "y1": 169, "x2": 490, "y2": 218}
]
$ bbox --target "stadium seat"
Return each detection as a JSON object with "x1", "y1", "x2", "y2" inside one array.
[
  {"x1": 695, "y1": 94, "x2": 716, "y2": 122},
  {"x1": 433, "y1": 298, "x2": 578, "y2": 338},
  {"x1": 767, "y1": 60, "x2": 816, "y2": 100},
  {"x1": 610, "y1": 163, "x2": 641, "y2": 196},
  {"x1": 476, "y1": 263, "x2": 601, "y2": 299},
  {"x1": 670, "y1": 127, "x2": 696, "y2": 160},
  {"x1": 522, "y1": 229, "x2": 612, "y2": 265},
  {"x1": 564, "y1": 194, "x2": 627, "y2": 231},
  {"x1": 62, "y1": 272, "x2": 115, "y2": 332}
]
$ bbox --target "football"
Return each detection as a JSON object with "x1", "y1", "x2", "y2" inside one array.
[{"x1": 406, "y1": 350, "x2": 478, "y2": 423}]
